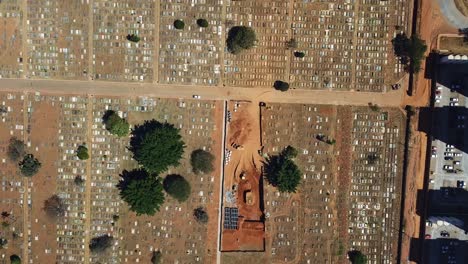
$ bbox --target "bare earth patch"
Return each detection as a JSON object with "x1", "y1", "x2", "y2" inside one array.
[{"x1": 455, "y1": 0, "x2": 468, "y2": 17}]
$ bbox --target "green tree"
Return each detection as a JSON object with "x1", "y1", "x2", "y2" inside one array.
[
  {"x1": 294, "y1": 51, "x2": 305, "y2": 58},
  {"x1": 391, "y1": 33, "x2": 427, "y2": 73},
  {"x1": 43, "y1": 195, "x2": 66, "y2": 220},
  {"x1": 19, "y1": 154, "x2": 41, "y2": 177},
  {"x1": 130, "y1": 120, "x2": 185, "y2": 174},
  {"x1": 103, "y1": 110, "x2": 130, "y2": 137},
  {"x1": 226, "y1": 26, "x2": 256, "y2": 54},
  {"x1": 174, "y1": 19, "x2": 185, "y2": 29},
  {"x1": 190, "y1": 149, "x2": 215, "y2": 174},
  {"x1": 193, "y1": 207, "x2": 209, "y2": 224},
  {"x1": 151, "y1": 250, "x2": 162, "y2": 264},
  {"x1": 76, "y1": 145, "x2": 89, "y2": 160},
  {"x1": 163, "y1": 174, "x2": 191, "y2": 202},
  {"x1": 348, "y1": 250, "x2": 367, "y2": 264},
  {"x1": 264, "y1": 154, "x2": 301, "y2": 193},
  {"x1": 281, "y1": 145, "x2": 298, "y2": 159},
  {"x1": 89, "y1": 235, "x2": 113, "y2": 253},
  {"x1": 126, "y1": 34, "x2": 140, "y2": 43},
  {"x1": 7, "y1": 137, "x2": 26, "y2": 162},
  {"x1": 117, "y1": 169, "x2": 165, "y2": 216},
  {"x1": 0, "y1": 238, "x2": 7, "y2": 248},
  {"x1": 10, "y1": 254, "x2": 21, "y2": 264},
  {"x1": 197, "y1": 18, "x2": 209, "y2": 28},
  {"x1": 273, "y1": 80, "x2": 290, "y2": 92}
]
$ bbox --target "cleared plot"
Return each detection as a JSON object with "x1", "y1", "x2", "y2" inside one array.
[
  {"x1": 0, "y1": 1, "x2": 22, "y2": 78},
  {"x1": 158, "y1": 0, "x2": 223, "y2": 85},
  {"x1": 439, "y1": 36, "x2": 468, "y2": 54},
  {"x1": 27, "y1": 0, "x2": 89, "y2": 79},
  {"x1": 93, "y1": 0, "x2": 156, "y2": 82},
  {"x1": 115, "y1": 98, "x2": 222, "y2": 264},
  {"x1": 223, "y1": 0, "x2": 290, "y2": 87}
]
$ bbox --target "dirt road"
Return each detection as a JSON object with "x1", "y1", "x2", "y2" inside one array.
[{"x1": 0, "y1": 78, "x2": 403, "y2": 107}]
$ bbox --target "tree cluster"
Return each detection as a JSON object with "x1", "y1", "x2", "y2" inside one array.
[
  {"x1": 392, "y1": 33, "x2": 427, "y2": 73},
  {"x1": 10, "y1": 254, "x2": 21, "y2": 264},
  {"x1": 226, "y1": 26, "x2": 257, "y2": 54},
  {"x1": 190, "y1": 149, "x2": 215, "y2": 174},
  {"x1": 8, "y1": 137, "x2": 41, "y2": 177},
  {"x1": 151, "y1": 251, "x2": 162, "y2": 264},
  {"x1": 7, "y1": 137, "x2": 26, "y2": 162},
  {"x1": 348, "y1": 250, "x2": 367, "y2": 264},
  {"x1": 89, "y1": 235, "x2": 114, "y2": 253},
  {"x1": 264, "y1": 146, "x2": 302, "y2": 193},
  {"x1": 103, "y1": 110, "x2": 130, "y2": 137}
]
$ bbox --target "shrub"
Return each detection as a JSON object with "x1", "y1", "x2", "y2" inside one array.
[
  {"x1": 10, "y1": 254, "x2": 21, "y2": 264},
  {"x1": 226, "y1": 26, "x2": 256, "y2": 54},
  {"x1": 196, "y1": 18, "x2": 209, "y2": 28},
  {"x1": 117, "y1": 169, "x2": 165, "y2": 215},
  {"x1": 286, "y1": 38, "x2": 298, "y2": 49},
  {"x1": 103, "y1": 110, "x2": 129, "y2": 137},
  {"x1": 294, "y1": 51, "x2": 305, "y2": 58},
  {"x1": 126, "y1": 34, "x2": 140, "y2": 43},
  {"x1": 193, "y1": 207, "x2": 209, "y2": 224},
  {"x1": 19, "y1": 154, "x2": 41, "y2": 177},
  {"x1": 163, "y1": 174, "x2": 191, "y2": 202},
  {"x1": 151, "y1": 251, "x2": 162, "y2": 264},
  {"x1": 174, "y1": 19, "x2": 185, "y2": 30},
  {"x1": 190, "y1": 149, "x2": 215, "y2": 174},
  {"x1": 273, "y1": 80, "x2": 290, "y2": 92},
  {"x1": 348, "y1": 250, "x2": 367, "y2": 264},
  {"x1": 281, "y1": 146, "x2": 298, "y2": 159},
  {"x1": 130, "y1": 120, "x2": 185, "y2": 174},
  {"x1": 76, "y1": 145, "x2": 89, "y2": 160},
  {"x1": 7, "y1": 137, "x2": 25, "y2": 161},
  {"x1": 74, "y1": 175, "x2": 85, "y2": 186},
  {"x1": 89, "y1": 235, "x2": 113, "y2": 253}
]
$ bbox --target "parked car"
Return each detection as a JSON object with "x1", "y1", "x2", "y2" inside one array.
[
  {"x1": 444, "y1": 165, "x2": 454, "y2": 170},
  {"x1": 444, "y1": 156, "x2": 454, "y2": 160}
]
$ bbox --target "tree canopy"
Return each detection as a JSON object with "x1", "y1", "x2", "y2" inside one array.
[
  {"x1": 264, "y1": 149, "x2": 302, "y2": 193},
  {"x1": 10, "y1": 254, "x2": 21, "y2": 264},
  {"x1": 391, "y1": 33, "x2": 427, "y2": 73},
  {"x1": 103, "y1": 110, "x2": 130, "y2": 137},
  {"x1": 281, "y1": 145, "x2": 298, "y2": 159},
  {"x1": 151, "y1": 251, "x2": 162, "y2": 264},
  {"x1": 130, "y1": 120, "x2": 185, "y2": 174},
  {"x1": 7, "y1": 137, "x2": 25, "y2": 162},
  {"x1": 19, "y1": 154, "x2": 41, "y2": 177},
  {"x1": 74, "y1": 175, "x2": 85, "y2": 186},
  {"x1": 273, "y1": 80, "x2": 290, "y2": 92},
  {"x1": 89, "y1": 235, "x2": 114, "y2": 253},
  {"x1": 117, "y1": 169, "x2": 165, "y2": 216},
  {"x1": 43, "y1": 195, "x2": 66, "y2": 220},
  {"x1": 197, "y1": 18, "x2": 209, "y2": 28},
  {"x1": 348, "y1": 250, "x2": 367, "y2": 264},
  {"x1": 226, "y1": 26, "x2": 256, "y2": 54},
  {"x1": 190, "y1": 149, "x2": 215, "y2": 174},
  {"x1": 163, "y1": 174, "x2": 191, "y2": 202},
  {"x1": 193, "y1": 207, "x2": 209, "y2": 224},
  {"x1": 174, "y1": 19, "x2": 185, "y2": 29},
  {"x1": 76, "y1": 145, "x2": 89, "y2": 160}
]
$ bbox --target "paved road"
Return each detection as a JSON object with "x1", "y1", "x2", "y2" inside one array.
[
  {"x1": 0, "y1": 78, "x2": 403, "y2": 106},
  {"x1": 437, "y1": 0, "x2": 468, "y2": 29}
]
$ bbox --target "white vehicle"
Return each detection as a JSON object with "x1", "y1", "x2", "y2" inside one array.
[
  {"x1": 454, "y1": 161, "x2": 461, "y2": 165},
  {"x1": 455, "y1": 153, "x2": 463, "y2": 157},
  {"x1": 435, "y1": 95, "x2": 442, "y2": 99},
  {"x1": 445, "y1": 152, "x2": 455, "y2": 157},
  {"x1": 444, "y1": 165, "x2": 454, "y2": 170},
  {"x1": 192, "y1": 95, "x2": 201, "y2": 99},
  {"x1": 450, "y1": 98, "x2": 459, "y2": 102},
  {"x1": 435, "y1": 98, "x2": 441, "y2": 103},
  {"x1": 449, "y1": 102, "x2": 459, "y2": 106},
  {"x1": 447, "y1": 144, "x2": 454, "y2": 148}
]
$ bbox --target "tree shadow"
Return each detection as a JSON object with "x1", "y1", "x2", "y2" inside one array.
[{"x1": 102, "y1": 110, "x2": 115, "y2": 124}]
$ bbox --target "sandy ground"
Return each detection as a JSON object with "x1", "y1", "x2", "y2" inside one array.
[{"x1": 221, "y1": 101, "x2": 265, "y2": 252}]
